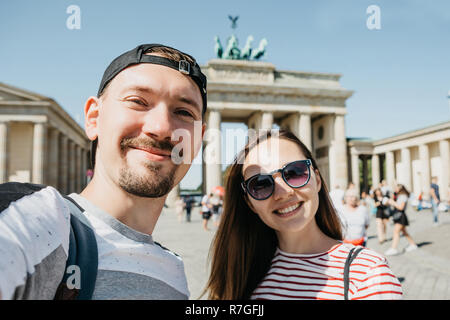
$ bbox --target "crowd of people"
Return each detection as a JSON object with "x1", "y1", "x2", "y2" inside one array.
[
  {"x1": 174, "y1": 191, "x2": 224, "y2": 231},
  {"x1": 329, "y1": 179, "x2": 425, "y2": 256}
]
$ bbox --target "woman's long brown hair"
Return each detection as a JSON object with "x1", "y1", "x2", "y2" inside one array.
[{"x1": 202, "y1": 129, "x2": 343, "y2": 300}]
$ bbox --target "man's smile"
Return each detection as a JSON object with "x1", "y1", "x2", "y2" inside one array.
[{"x1": 129, "y1": 145, "x2": 172, "y2": 161}]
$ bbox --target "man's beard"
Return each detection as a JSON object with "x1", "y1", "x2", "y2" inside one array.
[
  {"x1": 118, "y1": 162, "x2": 176, "y2": 198},
  {"x1": 118, "y1": 136, "x2": 177, "y2": 198}
]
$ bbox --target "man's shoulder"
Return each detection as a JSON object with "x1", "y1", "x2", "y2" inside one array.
[
  {"x1": 0, "y1": 182, "x2": 71, "y2": 240},
  {"x1": 0, "y1": 182, "x2": 47, "y2": 211},
  {"x1": 0, "y1": 182, "x2": 68, "y2": 210},
  {"x1": 0, "y1": 183, "x2": 72, "y2": 299}
]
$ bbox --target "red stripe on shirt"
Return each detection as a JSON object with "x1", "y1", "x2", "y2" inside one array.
[{"x1": 353, "y1": 290, "x2": 403, "y2": 300}]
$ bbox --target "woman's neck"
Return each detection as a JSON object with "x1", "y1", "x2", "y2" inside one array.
[{"x1": 276, "y1": 219, "x2": 341, "y2": 255}]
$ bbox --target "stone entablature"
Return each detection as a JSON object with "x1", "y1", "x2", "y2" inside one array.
[
  {"x1": 372, "y1": 121, "x2": 450, "y2": 154},
  {"x1": 0, "y1": 82, "x2": 90, "y2": 193}
]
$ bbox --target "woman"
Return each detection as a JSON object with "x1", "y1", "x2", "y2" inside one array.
[
  {"x1": 210, "y1": 194, "x2": 223, "y2": 228},
  {"x1": 201, "y1": 193, "x2": 213, "y2": 231},
  {"x1": 338, "y1": 189, "x2": 370, "y2": 247},
  {"x1": 385, "y1": 184, "x2": 418, "y2": 256},
  {"x1": 204, "y1": 130, "x2": 402, "y2": 300},
  {"x1": 374, "y1": 188, "x2": 390, "y2": 244}
]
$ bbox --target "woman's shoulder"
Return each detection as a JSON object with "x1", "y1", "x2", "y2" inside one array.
[{"x1": 339, "y1": 244, "x2": 387, "y2": 267}]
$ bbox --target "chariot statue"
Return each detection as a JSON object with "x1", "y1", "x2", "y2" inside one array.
[{"x1": 214, "y1": 16, "x2": 267, "y2": 61}]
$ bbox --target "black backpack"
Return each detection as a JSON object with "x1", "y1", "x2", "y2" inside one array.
[{"x1": 54, "y1": 195, "x2": 98, "y2": 300}]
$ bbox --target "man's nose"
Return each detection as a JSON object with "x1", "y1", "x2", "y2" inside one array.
[{"x1": 141, "y1": 103, "x2": 174, "y2": 141}]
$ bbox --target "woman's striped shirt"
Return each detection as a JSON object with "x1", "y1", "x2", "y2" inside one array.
[{"x1": 251, "y1": 243, "x2": 403, "y2": 300}]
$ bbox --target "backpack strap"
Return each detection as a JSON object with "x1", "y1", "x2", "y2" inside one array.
[
  {"x1": 54, "y1": 196, "x2": 98, "y2": 300},
  {"x1": 343, "y1": 246, "x2": 364, "y2": 300}
]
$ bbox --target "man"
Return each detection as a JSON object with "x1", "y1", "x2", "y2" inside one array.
[
  {"x1": 430, "y1": 176, "x2": 440, "y2": 225},
  {"x1": 184, "y1": 195, "x2": 193, "y2": 222},
  {"x1": 0, "y1": 44, "x2": 207, "y2": 299}
]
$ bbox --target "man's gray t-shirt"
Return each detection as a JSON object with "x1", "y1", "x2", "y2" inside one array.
[{"x1": 0, "y1": 185, "x2": 189, "y2": 300}]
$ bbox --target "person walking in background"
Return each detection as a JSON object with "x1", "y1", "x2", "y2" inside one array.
[
  {"x1": 204, "y1": 129, "x2": 402, "y2": 300},
  {"x1": 338, "y1": 189, "x2": 370, "y2": 247},
  {"x1": 380, "y1": 180, "x2": 393, "y2": 198},
  {"x1": 175, "y1": 196, "x2": 185, "y2": 223},
  {"x1": 360, "y1": 191, "x2": 375, "y2": 216},
  {"x1": 210, "y1": 193, "x2": 223, "y2": 228},
  {"x1": 385, "y1": 184, "x2": 418, "y2": 256},
  {"x1": 201, "y1": 193, "x2": 213, "y2": 231},
  {"x1": 374, "y1": 188, "x2": 390, "y2": 244},
  {"x1": 184, "y1": 195, "x2": 194, "y2": 222},
  {"x1": 417, "y1": 192, "x2": 423, "y2": 211},
  {"x1": 430, "y1": 177, "x2": 440, "y2": 226}
]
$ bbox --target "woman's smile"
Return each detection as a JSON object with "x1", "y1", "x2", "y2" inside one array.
[{"x1": 273, "y1": 201, "x2": 304, "y2": 217}]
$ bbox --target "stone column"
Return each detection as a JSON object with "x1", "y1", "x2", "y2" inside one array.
[
  {"x1": 0, "y1": 122, "x2": 9, "y2": 183},
  {"x1": 439, "y1": 139, "x2": 449, "y2": 201},
  {"x1": 204, "y1": 110, "x2": 222, "y2": 195},
  {"x1": 248, "y1": 111, "x2": 273, "y2": 131},
  {"x1": 261, "y1": 112, "x2": 273, "y2": 130},
  {"x1": 401, "y1": 147, "x2": 412, "y2": 191},
  {"x1": 32, "y1": 123, "x2": 47, "y2": 184},
  {"x1": 299, "y1": 113, "x2": 312, "y2": 151},
  {"x1": 350, "y1": 149, "x2": 360, "y2": 193},
  {"x1": 329, "y1": 115, "x2": 348, "y2": 189},
  {"x1": 419, "y1": 144, "x2": 430, "y2": 199},
  {"x1": 385, "y1": 151, "x2": 395, "y2": 189},
  {"x1": 59, "y1": 135, "x2": 69, "y2": 194},
  {"x1": 371, "y1": 154, "x2": 380, "y2": 188},
  {"x1": 68, "y1": 141, "x2": 76, "y2": 193},
  {"x1": 362, "y1": 156, "x2": 369, "y2": 193},
  {"x1": 280, "y1": 112, "x2": 311, "y2": 151},
  {"x1": 47, "y1": 128, "x2": 60, "y2": 188}
]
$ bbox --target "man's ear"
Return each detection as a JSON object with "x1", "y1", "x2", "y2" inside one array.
[
  {"x1": 84, "y1": 96, "x2": 100, "y2": 141},
  {"x1": 201, "y1": 122, "x2": 206, "y2": 140}
]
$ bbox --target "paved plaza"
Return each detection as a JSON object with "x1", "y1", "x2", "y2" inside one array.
[{"x1": 152, "y1": 204, "x2": 450, "y2": 300}]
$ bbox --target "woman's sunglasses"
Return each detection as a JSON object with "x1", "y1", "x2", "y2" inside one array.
[{"x1": 241, "y1": 159, "x2": 312, "y2": 200}]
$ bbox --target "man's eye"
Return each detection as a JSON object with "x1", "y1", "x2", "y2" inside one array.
[
  {"x1": 176, "y1": 109, "x2": 194, "y2": 118},
  {"x1": 130, "y1": 99, "x2": 146, "y2": 106}
]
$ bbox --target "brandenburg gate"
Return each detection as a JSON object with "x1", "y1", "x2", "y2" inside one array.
[{"x1": 200, "y1": 57, "x2": 354, "y2": 194}]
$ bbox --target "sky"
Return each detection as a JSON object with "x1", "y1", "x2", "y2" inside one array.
[{"x1": 1, "y1": 0, "x2": 449, "y2": 189}]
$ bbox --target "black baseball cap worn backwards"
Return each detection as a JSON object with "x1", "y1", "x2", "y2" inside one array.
[{"x1": 97, "y1": 43, "x2": 207, "y2": 114}]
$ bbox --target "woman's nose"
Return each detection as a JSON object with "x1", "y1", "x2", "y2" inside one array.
[{"x1": 272, "y1": 174, "x2": 294, "y2": 200}]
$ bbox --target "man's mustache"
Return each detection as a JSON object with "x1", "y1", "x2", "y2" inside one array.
[{"x1": 120, "y1": 137, "x2": 176, "y2": 154}]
